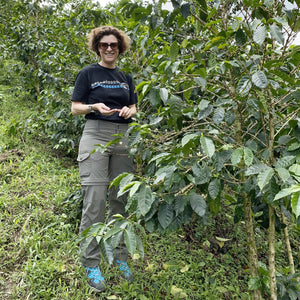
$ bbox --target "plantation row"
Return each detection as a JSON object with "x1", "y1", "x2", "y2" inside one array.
[{"x1": 1, "y1": 0, "x2": 299, "y2": 298}]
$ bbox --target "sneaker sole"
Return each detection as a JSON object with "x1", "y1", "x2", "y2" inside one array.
[{"x1": 87, "y1": 282, "x2": 106, "y2": 293}]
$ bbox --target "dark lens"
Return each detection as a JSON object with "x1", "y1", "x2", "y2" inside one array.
[
  {"x1": 110, "y1": 43, "x2": 118, "y2": 49},
  {"x1": 100, "y1": 43, "x2": 109, "y2": 50}
]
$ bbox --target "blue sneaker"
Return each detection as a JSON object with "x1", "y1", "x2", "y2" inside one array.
[
  {"x1": 115, "y1": 260, "x2": 133, "y2": 283},
  {"x1": 84, "y1": 266, "x2": 106, "y2": 292}
]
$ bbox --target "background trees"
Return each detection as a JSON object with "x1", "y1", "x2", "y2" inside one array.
[{"x1": 1, "y1": 0, "x2": 299, "y2": 298}]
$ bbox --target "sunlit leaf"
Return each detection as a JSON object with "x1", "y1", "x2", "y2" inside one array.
[
  {"x1": 270, "y1": 24, "x2": 284, "y2": 44},
  {"x1": 253, "y1": 24, "x2": 266, "y2": 45},
  {"x1": 257, "y1": 167, "x2": 274, "y2": 190},
  {"x1": 252, "y1": 71, "x2": 268, "y2": 88},
  {"x1": 291, "y1": 192, "x2": 300, "y2": 218},
  {"x1": 231, "y1": 147, "x2": 243, "y2": 166},
  {"x1": 244, "y1": 147, "x2": 254, "y2": 167},
  {"x1": 200, "y1": 136, "x2": 215, "y2": 158}
]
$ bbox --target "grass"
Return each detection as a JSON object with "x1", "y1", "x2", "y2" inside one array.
[{"x1": 0, "y1": 87, "x2": 298, "y2": 299}]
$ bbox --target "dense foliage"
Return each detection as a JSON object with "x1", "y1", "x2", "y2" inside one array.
[{"x1": 1, "y1": 0, "x2": 299, "y2": 298}]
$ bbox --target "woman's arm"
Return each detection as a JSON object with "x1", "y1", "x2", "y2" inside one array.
[{"x1": 71, "y1": 101, "x2": 119, "y2": 116}]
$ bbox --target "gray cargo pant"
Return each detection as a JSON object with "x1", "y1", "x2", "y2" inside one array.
[{"x1": 77, "y1": 119, "x2": 134, "y2": 267}]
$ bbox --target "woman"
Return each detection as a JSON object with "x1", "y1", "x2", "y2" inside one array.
[{"x1": 71, "y1": 26, "x2": 137, "y2": 293}]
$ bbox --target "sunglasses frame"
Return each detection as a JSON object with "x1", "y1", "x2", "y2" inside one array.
[{"x1": 99, "y1": 42, "x2": 119, "y2": 50}]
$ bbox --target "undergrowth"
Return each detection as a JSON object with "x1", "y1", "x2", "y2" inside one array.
[{"x1": 0, "y1": 87, "x2": 299, "y2": 299}]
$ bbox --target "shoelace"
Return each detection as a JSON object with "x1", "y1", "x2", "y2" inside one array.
[
  {"x1": 85, "y1": 267, "x2": 104, "y2": 283},
  {"x1": 116, "y1": 260, "x2": 131, "y2": 276}
]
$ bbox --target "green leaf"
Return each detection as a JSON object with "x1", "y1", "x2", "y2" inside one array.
[
  {"x1": 129, "y1": 181, "x2": 142, "y2": 198},
  {"x1": 276, "y1": 167, "x2": 291, "y2": 183},
  {"x1": 117, "y1": 174, "x2": 135, "y2": 197},
  {"x1": 124, "y1": 225, "x2": 137, "y2": 255},
  {"x1": 181, "y1": 3, "x2": 190, "y2": 18},
  {"x1": 252, "y1": 71, "x2": 268, "y2": 89},
  {"x1": 237, "y1": 75, "x2": 252, "y2": 95},
  {"x1": 189, "y1": 192, "x2": 207, "y2": 217},
  {"x1": 99, "y1": 240, "x2": 114, "y2": 265},
  {"x1": 169, "y1": 95, "x2": 183, "y2": 117},
  {"x1": 106, "y1": 231, "x2": 123, "y2": 250},
  {"x1": 170, "y1": 41, "x2": 179, "y2": 61},
  {"x1": 275, "y1": 156, "x2": 296, "y2": 168},
  {"x1": 253, "y1": 24, "x2": 266, "y2": 45},
  {"x1": 194, "y1": 76, "x2": 207, "y2": 89},
  {"x1": 104, "y1": 227, "x2": 123, "y2": 241},
  {"x1": 208, "y1": 179, "x2": 220, "y2": 199},
  {"x1": 138, "y1": 185, "x2": 155, "y2": 216},
  {"x1": 244, "y1": 147, "x2": 254, "y2": 167},
  {"x1": 257, "y1": 167, "x2": 274, "y2": 190},
  {"x1": 158, "y1": 202, "x2": 174, "y2": 229},
  {"x1": 136, "y1": 235, "x2": 144, "y2": 259},
  {"x1": 235, "y1": 28, "x2": 247, "y2": 45},
  {"x1": 160, "y1": 88, "x2": 169, "y2": 104},
  {"x1": 200, "y1": 136, "x2": 215, "y2": 158},
  {"x1": 274, "y1": 187, "x2": 293, "y2": 201},
  {"x1": 181, "y1": 133, "x2": 198, "y2": 147},
  {"x1": 174, "y1": 195, "x2": 188, "y2": 216},
  {"x1": 291, "y1": 192, "x2": 300, "y2": 218},
  {"x1": 231, "y1": 147, "x2": 243, "y2": 166},
  {"x1": 289, "y1": 164, "x2": 300, "y2": 177},
  {"x1": 213, "y1": 107, "x2": 225, "y2": 125},
  {"x1": 269, "y1": 24, "x2": 284, "y2": 45}
]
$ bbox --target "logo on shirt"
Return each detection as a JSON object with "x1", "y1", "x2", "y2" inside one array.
[{"x1": 91, "y1": 80, "x2": 129, "y2": 90}]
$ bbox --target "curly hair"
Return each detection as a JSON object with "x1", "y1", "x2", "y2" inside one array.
[{"x1": 88, "y1": 26, "x2": 131, "y2": 57}]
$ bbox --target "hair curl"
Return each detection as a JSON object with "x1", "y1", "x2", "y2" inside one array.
[{"x1": 88, "y1": 26, "x2": 131, "y2": 57}]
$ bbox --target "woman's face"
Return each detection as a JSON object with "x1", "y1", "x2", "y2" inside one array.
[{"x1": 98, "y1": 34, "x2": 119, "y2": 68}]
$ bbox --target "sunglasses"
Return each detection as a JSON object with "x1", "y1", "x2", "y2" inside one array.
[{"x1": 99, "y1": 42, "x2": 119, "y2": 50}]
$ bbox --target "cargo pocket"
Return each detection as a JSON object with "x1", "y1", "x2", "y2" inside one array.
[{"x1": 77, "y1": 152, "x2": 91, "y2": 178}]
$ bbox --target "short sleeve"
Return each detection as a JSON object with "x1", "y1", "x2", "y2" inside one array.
[
  {"x1": 71, "y1": 69, "x2": 90, "y2": 103},
  {"x1": 126, "y1": 74, "x2": 138, "y2": 105}
]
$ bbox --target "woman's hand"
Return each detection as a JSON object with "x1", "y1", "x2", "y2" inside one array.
[
  {"x1": 119, "y1": 104, "x2": 137, "y2": 119},
  {"x1": 93, "y1": 103, "x2": 119, "y2": 116}
]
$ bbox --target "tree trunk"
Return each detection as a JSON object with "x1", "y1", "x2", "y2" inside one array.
[
  {"x1": 269, "y1": 205, "x2": 277, "y2": 300},
  {"x1": 282, "y1": 212, "x2": 295, "y2": 274},
  {"x1": 243, "y1": 194, "x2": 262, "y2": 300}
]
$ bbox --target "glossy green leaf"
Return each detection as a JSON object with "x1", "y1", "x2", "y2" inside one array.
[
  {"x1": 270, "y1": 24, "x2": 284, "y2": 45},
  {"x1": 291, "y1": 191, "x2": 300, "y2": 218},
  {"x1": 231, "y1": 147, "x2": 243, "y2": 166},
  {"x1": 252, "y1": 71, "x2": 268, "y2": 89},
  {"x1": 181, "y1": 133, "x2": 198, "y2": 147},
  {"x1": 253, "y1": 24, "x2": 266, "y2": 45},
  {"x1": 235, "y1": 28, "x2": 247, "y2": 45},
  {"x1": 160, "y1": 88, "x2": 169, "y2": 103},
  {"x1": 189, "y1": 192, "x2": 207, "y2": 217},
  {"x1": 138, "y1": 185, "x2": 155, "y2": 216},
  {"x1": 244, "y1": 147, "x2": 254, "y2": 167},
  {"x1": 257, "y1": 167, "x2": 274, "y2": 190},
  {"x1": 200, "y1": 136, "x2": 215, "y2": 158},
  {"x1": 276, "y1": 167, "x2": 291, "y2": 183},
  {"x1": 208, "y1": 179, "x2": 220, "y2": 199},
  {"x1": 213, "y1": 107, "x2": 225, "y2": 125},
  {"x1": 124, "y1": 225, "x2": 137, "y2": 255},
  {"x1": 99, "y1": 240, "x2": 114, "y2": 265},
  {"x1": 170, "y1": 41, "x2": 179, "y2": 61},
  {"x1": 158, "y1": 202, "x2": 174, "y2": 229}
]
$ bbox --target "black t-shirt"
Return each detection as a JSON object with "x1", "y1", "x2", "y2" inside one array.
[{"x1": 71, "y1": 63, "x2": 137, "y2": 123}]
